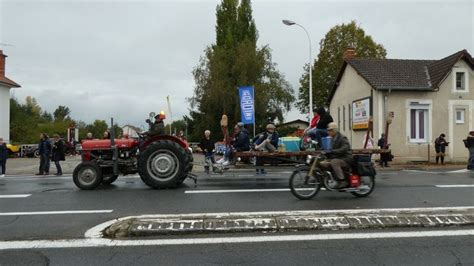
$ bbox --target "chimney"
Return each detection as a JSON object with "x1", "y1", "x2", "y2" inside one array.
[
  {"x1": 343, "y1": 47, "x2": 356, "y2": 61},
  {"x1": 0, "y1": 50, "x2": 6, "y2": 78}
]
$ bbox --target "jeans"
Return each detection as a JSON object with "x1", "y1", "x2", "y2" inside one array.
[
  {"x1": 54, "y1": 160, "x2": 62, "y2": 174},
  {"x1": 204, "y1": 152, "x2": 215, "y2": 170},
  {"x1": 468, "y1": 147, "x2": 474, "y2": 170},
  {"x1": 308, "y1": 129, "x2": 328, "y2": 146},
  {"x1": 0, "y1": 160, "x2": 5, "y2": 175},
  {"x1": 39, "y1": 154, "x2": 50, "y2": 174}
]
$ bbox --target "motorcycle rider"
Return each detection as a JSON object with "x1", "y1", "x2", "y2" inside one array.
[{"x1": 320, "y1": 122, "x2": 352, "y2": 188}]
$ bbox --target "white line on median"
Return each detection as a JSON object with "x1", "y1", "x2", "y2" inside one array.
[
  {"x1": 435, "y1": 184, "x2": 474, "y2": 188},
  {"x1": 0, "y1": 194, "x2": 31, "y2": 199},
  {"x1": 0, "y1": 210, "x2": 113, "y2": 216},
  {"x1": 185, "y1": 188, "x2": 325, "y2": 194},
  {"x1": 1, "y1": 229, "x2": 473, "y2": 250}
]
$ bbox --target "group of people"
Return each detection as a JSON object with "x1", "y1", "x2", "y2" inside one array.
[
  {"x1": 36, "y1": 133, "x2": 66, "y2": 176},
  {"x1": 199, "y1": 122, "x2": 280, "y2": 175}
]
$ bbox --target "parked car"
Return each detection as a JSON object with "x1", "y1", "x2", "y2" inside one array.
[{"x1": 6, "y1": 143, "x2": 21, "y2": 156}]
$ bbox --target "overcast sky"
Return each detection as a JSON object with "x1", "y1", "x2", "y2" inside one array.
[{"x1": 1, "y1": 0, "x2": 473, "y2": 130}]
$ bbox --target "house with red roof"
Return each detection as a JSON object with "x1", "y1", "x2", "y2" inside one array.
[{"x1": 329, "y1": 48, "x2": 473, "y2": 163}]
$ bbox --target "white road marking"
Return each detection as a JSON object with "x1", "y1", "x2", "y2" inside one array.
[
  {"x1": 448, "y1": 169, "x2": 470, "y2": 173},
  {"x1": 435, "y1": 184, "x2": 474, "y2": 188},
  {"x1": 185, "y1": 188, "x2": 325, "y2": 194},
  {"x1": 0, "y1": 210, "x2": 113, "y2": 216},
  {"x1": 0, "y1": 229, "x2": 473, "y2": 250},
  {"x1": 0, "y1": 194, "x2": 31, "y2": 199}
]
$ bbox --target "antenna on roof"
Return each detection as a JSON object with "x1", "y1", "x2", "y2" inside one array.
[{"x1": 0, "y1": 43, "x2": 15, "y2": 47}]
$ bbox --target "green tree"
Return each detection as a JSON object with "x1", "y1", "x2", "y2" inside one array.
[
  {"x1": 190, "y1": 0, "x2": 294, "y2": 141},
  {"x1": 296, "y1": 20, "x2": 386, "y2": 113},
  {"x1": 53, "y1": 105, "x2": 71, "y2": 121}
]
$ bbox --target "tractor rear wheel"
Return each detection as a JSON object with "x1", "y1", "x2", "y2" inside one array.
[
  {"x1": 73, "y1": 162, "x2": 103, "y2": 190},
  {"x1": 138, "y1": 140, "x2": 188, "y2": 189}
]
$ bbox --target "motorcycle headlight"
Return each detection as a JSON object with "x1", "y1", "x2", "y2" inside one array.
[{"x1": 306, "y1": 155, "x2": 313, "y2": 164}]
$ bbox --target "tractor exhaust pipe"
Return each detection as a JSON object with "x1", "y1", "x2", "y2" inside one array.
[{"x1": 110, "y1": 118, "x2": 119, "y2": 176}]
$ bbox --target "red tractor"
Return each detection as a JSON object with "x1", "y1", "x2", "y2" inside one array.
[{"x1": 73, "y1": 117, "x2": 194, "y2": 190}]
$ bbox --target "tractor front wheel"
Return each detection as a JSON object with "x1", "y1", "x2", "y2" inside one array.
[{"x1": 73, "y1": 162, "x2": 103, "y2": 190}]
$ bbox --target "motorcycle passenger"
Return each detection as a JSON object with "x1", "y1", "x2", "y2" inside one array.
[
  {"x1": 309, "y1": 107, "x2": 334, "y2": 147},
  {"x1": 320, "y1": 122, "x2": 352, "y2": 188}
]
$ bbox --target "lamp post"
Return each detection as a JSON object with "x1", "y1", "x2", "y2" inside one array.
[{"x1": 282, "y1": 19, "x2": 313, "y2": 119}]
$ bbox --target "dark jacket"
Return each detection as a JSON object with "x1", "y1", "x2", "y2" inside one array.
[
  {"x1": 200, "y1": 137, "x2": 216, "y2": 153},
  {"x1": 328, "y1": 132, "x2": 352, "y2": 162},
  {"x1": 233, "y1": 128, "x2": 250, "y2": 151},
  {"x1": 316, "y1": 107, "x2": 334, "y2": 129},
  {"x1": 378, "y1": 138, "x2": 385, "y2": 149},
  {"x1": 435, "y1": 136, "x2": 448, "y2": 153},
  {"x1": 39, "y1": 138, "x2": 52, "y2": 156},
  {"x1": 254, "y1": 131, "x2": 279, "y2": 148},
  {"x1": 149, "y1": 121, "x2": 165, "y2": 136},
  {"x1": 52, "y1": 139, "x2": 66, "y2": 161},
  {"x1": 0, "y1": 143, "x2": 7, "y2": 161}
]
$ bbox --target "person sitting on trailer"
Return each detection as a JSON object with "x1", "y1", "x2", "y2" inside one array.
[
  {"x1": 253, "y1": 124, "x2": 279, "y2": 175},
  {"x1": 221, "y1": 122, "x2": 250, "y2": 166}
]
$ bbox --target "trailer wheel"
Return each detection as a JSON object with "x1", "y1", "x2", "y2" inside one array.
[
  {"x1": 138, "y1": 140, "x2": 188, "y2": 189},
  {"x1": 176, "y1": 148, "x2": 193, "y2": 185},
  {"x1": 73, "y1": 162, "x2": 103, "y2": 190}
]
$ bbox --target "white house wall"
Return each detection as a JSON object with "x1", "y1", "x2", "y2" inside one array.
[
  {"x1": 329, "y1": 64, "x2": 375, "y2": 149},
  {"x1": 0, "y1": 85, "x2": 10, "y2": 143}
]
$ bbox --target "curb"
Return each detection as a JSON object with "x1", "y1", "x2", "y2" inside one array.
[{"x1": 103, "y1": 207, "x2": 474, "y2": 238}]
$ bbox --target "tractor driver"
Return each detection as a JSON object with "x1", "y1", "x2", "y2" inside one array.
[{"x1": 146, "y1": 111, "x2": 166, "y2": 137}]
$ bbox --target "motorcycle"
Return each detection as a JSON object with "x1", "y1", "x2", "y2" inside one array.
[{"x1": 289, "y1": 152, "x2": 376, "y2": 200}]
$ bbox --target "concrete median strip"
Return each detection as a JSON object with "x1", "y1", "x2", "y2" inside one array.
[{"x1": 102, "y1": 207, "x2": 474, "y2": 238}]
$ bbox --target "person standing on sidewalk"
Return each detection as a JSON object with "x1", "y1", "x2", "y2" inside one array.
[
  {"x1": 377, "y1": 134, "x2": 390, "y2": 167},
  {"x1": 434, "y1": 133, "x2": 449, "y2": 165},
  {"x1": 36, "y1": 133, "x2": 52, "y2": 176},
  {"x1": 52, "y1": 134, "x2": 65, "y2": 176},
  {"x1": 464, "y1": 131, "x2": 474, "y2": 170},
  {"x1": 0, "y1": 137, "x2": 7, "y2": 178}
]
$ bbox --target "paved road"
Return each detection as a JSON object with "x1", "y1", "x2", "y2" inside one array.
[{"x1": 0, "y1": 169, "x2": 473, "y2": 265}]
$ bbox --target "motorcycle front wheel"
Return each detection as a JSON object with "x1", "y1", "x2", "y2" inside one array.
[{"x1": 289, "y1": 167, "x2": 320, "y2": 200}]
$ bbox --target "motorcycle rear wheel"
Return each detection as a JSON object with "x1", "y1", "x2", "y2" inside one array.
[
  {"x1": 289, "y1": 167, "x2": 320, "y2": 200},
  {"x1": 351, "y1": 175, "x2": 375, "y2": 197}
]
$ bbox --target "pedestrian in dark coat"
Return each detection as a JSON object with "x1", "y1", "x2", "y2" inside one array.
[
  {"x1": 52, "y1": 134, "x2": 65, "y2": 176},
  {"x1": 464, "y1": 131, "x2": 474, "y2": 170},
  {"x1": 434, "y1": 133, "x2": 449, "y2": 165},
  {"x1": 0, "y1": 137, "x2": 7, "y2": 177},
  {"x1": 36, "y1": 133, "x2": 52, "y2": 175},
  {"x1": 378, "y1": 133, "x2": 390, "y2": 167}
]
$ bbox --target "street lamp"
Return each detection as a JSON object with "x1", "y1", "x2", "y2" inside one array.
[{"x1": 282, "y1": 19, "x2": 313, "y2": 119}]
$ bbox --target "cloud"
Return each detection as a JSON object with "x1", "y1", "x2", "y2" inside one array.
[{"x1": 2, "y1": 0, "x2": 473, "y2": 127}]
